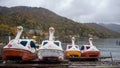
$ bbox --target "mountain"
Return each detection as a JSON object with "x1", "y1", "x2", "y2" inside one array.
[
  {"x1": 0, "y1": 6, "x2": 119, "y2": 43},
  {"x1": 84, "y1": 23, "x2": 120, "y2": 38},
  {"x1": 99, "y1": 23, "x2": 120, "y2": 33}
]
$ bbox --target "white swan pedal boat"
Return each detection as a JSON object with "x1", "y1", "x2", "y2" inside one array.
[
  {"x1": 2, "y1": 26, "x2": 36, "y2": 61},
  {"x1": 37, "y1": 27, "x2": 64, "y2": 62}
]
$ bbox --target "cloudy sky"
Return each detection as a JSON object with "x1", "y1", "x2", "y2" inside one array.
[{"x1": 0, "y1": 0, "x2": 120, "y2": 24}]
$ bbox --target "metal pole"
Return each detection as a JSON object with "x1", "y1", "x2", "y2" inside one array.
[{"x1": 110, "y1": 51, "x2": 113, "y2": 65}]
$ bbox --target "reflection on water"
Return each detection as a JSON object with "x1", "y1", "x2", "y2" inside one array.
[{"x1": 62, "y1": 38, "x2": 120, "y2": 61}]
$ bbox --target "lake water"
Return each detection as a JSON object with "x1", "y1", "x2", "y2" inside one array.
[{"x1": 62, "y1": 38, "x2": 120, "y2": 61}]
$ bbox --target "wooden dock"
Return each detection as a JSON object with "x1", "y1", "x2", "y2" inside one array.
[
  {"x1": 0, "y1": 64, "x2": 69, "y2": 68},
  {"x1": 67, "y1": 56, "x2": 112, "y2": 61},
  {"x1": 0, "y1": 61, "x2": 119, "y2": 68}
]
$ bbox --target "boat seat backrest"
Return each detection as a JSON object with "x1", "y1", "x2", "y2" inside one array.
[
  {"x1": 20, "y1": 41, "x2": 27, "y2": 46},
  {"x1": 80, "y1": 45, "x2": 90, "y2": 50},
  {"x1": 30, "y1": 41, "x2": 36, "y2": 48}
]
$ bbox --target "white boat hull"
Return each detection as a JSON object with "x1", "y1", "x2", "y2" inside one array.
[{"x1": 38, "y1": 49, "x2": 64, "y2": 62}]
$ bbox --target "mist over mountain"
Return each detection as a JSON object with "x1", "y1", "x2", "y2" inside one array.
[
  {"x1": 99, "y1": 23, "x2": 120, "y2": 33},
  {"x1": 84, "y1": 23, "x2": 120, "y2": 38}
]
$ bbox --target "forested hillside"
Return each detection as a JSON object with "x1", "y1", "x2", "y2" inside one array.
[{"x1": 0, "y1": 6, "x2": 119, "y2": 43}]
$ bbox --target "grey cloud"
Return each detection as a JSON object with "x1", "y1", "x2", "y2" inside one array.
[{"x1": 0, "y1": 0, "x2": 120, "y2": 24}]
